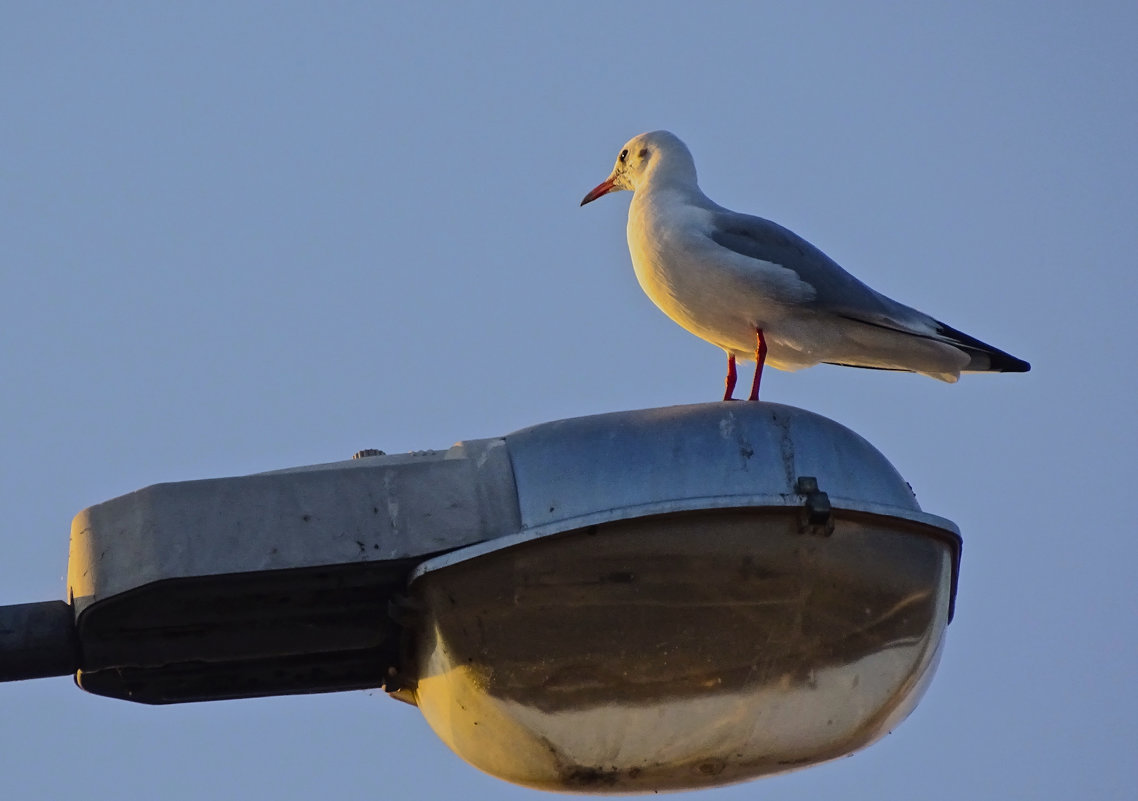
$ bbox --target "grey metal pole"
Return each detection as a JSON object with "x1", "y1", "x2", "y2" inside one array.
[{"x1": 0, "y1": 601, "x2": 77, "y2": 681}]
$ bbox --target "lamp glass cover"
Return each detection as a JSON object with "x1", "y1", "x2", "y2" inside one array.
[{"x1": 407, "y1": 509, "x2": 952, "y2": 793}]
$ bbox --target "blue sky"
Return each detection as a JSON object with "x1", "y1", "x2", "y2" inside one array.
[{"x1": 2, "y1": 3, "x2": 1135, "y2": 799}]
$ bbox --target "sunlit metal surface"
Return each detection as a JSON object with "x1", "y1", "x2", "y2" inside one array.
[
  {"x1": 416, "y1": 402, "x2": 958, "y2": 576},
  {"x1": 409, "y1": 509, "x2": 953, "y2": 792}
]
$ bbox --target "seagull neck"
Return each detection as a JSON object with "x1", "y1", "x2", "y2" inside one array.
[
  {"x1": 638, "y1": 178, "x2": 709, "y2": 208},
  {"x1": 642, "y1": 158, "x2": 699, "y2": 191}
]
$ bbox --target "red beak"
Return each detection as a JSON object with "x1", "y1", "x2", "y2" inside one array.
[{"x1": 580, "y1": 178, "x2": 617, "y2": 206}]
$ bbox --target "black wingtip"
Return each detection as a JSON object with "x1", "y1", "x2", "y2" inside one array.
[
  {"x1": 937, "y1": 322, "x2": 1030, "y2": 373},
  {"x1": 995, "y1": 355, "x2": 1031, "y2": 373}
]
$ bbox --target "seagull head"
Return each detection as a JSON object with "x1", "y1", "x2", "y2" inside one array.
[{"x1": 580, "y1": 130, "x2": 699, "y2": 206}]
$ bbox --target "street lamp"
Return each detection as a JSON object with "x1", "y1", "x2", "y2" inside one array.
[{"x1": 0, "y1": 402, "x2": 960, "y2": 793}]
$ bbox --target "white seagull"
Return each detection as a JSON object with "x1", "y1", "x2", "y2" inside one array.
[{"x1": 581, "y1": 130, "x2": 1029, "y2": 401}]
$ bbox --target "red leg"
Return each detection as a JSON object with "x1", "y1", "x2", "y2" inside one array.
[
  {"x1": 747, "y1": 329, "x2": 767, "y2": 401},
  {"x1": 723, "y1": 353, "x2": 737, "y2": 401}
]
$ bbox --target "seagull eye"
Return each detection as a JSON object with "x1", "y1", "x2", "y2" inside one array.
[{"x1": 619, "y1": 149, "x2": 628, "y2": 163}]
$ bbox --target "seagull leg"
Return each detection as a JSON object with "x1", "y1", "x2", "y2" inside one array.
[
  {"x1": 748, "y1": 329, "x2": 767, "y2": 401},
  {"x1": 723, "y1": 353, "x2": 737, "y2": 401}
]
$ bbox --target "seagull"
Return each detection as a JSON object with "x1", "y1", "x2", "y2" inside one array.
[{"x1": 580, "y1": 130, "x2": 1029, "y2": 401}]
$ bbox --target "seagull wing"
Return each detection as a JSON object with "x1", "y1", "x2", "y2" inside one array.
[
  {"x1": 706, "y1": 209, "x2": 1030, "y2": 372},
  {"x1": 707, "y1": 210, "x2": 916, "y2": 327}
]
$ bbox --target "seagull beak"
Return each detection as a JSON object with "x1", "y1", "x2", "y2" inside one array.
[{"x1": 580, "y1": 177, "x2": 617, "y2": 206}]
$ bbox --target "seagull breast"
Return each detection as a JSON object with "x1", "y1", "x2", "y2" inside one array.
[{"x1": 627, "y1": 189, "x2": 816, "y2": 359}]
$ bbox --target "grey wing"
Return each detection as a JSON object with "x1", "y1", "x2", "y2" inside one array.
[
  {"x1": 707, "y1": 210, "x2": 1030, "y2": 372},
  {"x1": 707, "y1": 209, "x2": 937, "y2": 334}
]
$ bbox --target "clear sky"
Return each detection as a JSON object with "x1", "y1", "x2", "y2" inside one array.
[{"x1": 2, "y1": 2, "x2": 1135, "y2": 799}]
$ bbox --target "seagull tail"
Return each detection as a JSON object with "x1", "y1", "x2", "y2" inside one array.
[{"x1": 936, "y1": 322, "x2": 1031, "y2": 374}]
